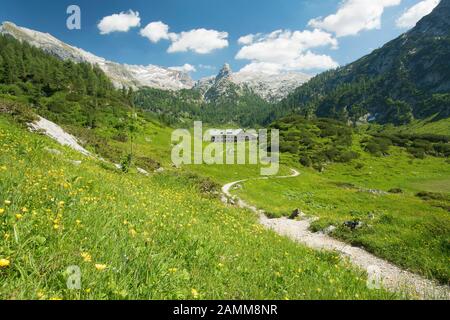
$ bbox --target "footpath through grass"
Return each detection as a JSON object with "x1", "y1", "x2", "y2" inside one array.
[
  {"x1": 232, "y1": 149, "x2": 450, "y2": 284},
  {"x1": 0, "y1": 117, "x2": 398, "y2": 300}
]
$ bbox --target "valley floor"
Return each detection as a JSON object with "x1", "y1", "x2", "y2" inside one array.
[
  {"x1": 221, "y1": 170, "x2": 449, "y2": 299},
  {"x1": 1, "y1": 114, "x2": 449, "y2": 300},
  {"x1": 0, "y1": 116, "x2": 398, "y2": 300}
]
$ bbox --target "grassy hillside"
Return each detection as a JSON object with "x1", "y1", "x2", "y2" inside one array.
[
  {"x1": 231, "y1": 138, "x2": 450, "y2": 284},
  {"x1": 0, "y1": 116, "x2": 399, "y2": 300}
]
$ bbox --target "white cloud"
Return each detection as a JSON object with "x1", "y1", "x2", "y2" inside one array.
[
  {"x1": 235, "y1": 29, "x2": 339, "y2": 73},
  {"x1": 198, "y1": 64, "x2": 216, "y2": 70},
  {"x1": 169, "y1": 64, "x2": 197, "y2": 73},
  {"x1": 396, "y1": 0, "x2": 440, "y2": 28},
  {"x1": 308, "y1": 0, "x2": 401, "y2": 37},
  {"x1": 140, "y1": 21, "x2": 173, "y2": 43},
  {"x1": 238, "y1": 34, "x2": 256, "y2": 45},
  {"x1": 98, "y1": 10, "x2": 141, "y2": 35},
  {"x1": 239, "y1": 53, "x2": 339, "y2": 74},
  {"x1": 140, "y1": 22, "x2": 229, "y2": 54},
  {"x1": 168, "y1": 29, "x2": 229, "y2": 54}
]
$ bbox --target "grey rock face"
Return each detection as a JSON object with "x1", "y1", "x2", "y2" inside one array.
[{"x1": 197, "y1": 64, "x2": 311, "y2": 102}]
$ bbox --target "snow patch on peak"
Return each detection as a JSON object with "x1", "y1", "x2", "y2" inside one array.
[
  {"x1": 0, "y1": 22, "x2": 194, "y2": 91},
  {"x1": 234, "y1": 71, "x2": 312, "y2": 101},
  {"x1": 195, "y1": 64, "x2": 311, "y2": 102}
]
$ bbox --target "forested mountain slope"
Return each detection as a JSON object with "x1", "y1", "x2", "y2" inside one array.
[{"x1": 280, "y1": 0, "x2": 450, "y2": 125}]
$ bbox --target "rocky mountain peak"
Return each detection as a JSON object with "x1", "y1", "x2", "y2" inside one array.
[
  {"x1": 216, "y1": 63, "x2": 233, "y2": 81},
  {"x1": 410, "y1": 0, "x2": 450, "y2": 36},
  {"x1": 196, "y1": 61, "x2": 311, "y2": 102}
]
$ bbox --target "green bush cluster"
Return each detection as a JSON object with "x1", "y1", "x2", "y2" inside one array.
[
  {"x1": 271, "y1": 116, "x2": 360, "y2": 170},
  {"x1": 364, "y1": 133, "x2": 450, "y2": 158}
]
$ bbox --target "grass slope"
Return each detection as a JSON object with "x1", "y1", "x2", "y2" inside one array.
[
  {"x1": 233, "y1": 147, "x2": 450, "y2": 284},
  {"x1": 0, "y1": 116, "x2": 397, "y2": 300}
]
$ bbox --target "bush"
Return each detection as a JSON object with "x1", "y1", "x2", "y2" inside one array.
[
  {"x1": 355, "y1": 163, "x2": 365, "y2": 170},
  {"x1": 388, "y1": 188, "x2": 403, "y2": 194},
  {"x1": 0, "y1": 99, "x2": 37, "y2": 124},
  {"x1": 364, "y1": 137, "x2": 392, "y2": 156},
  {"x1": 337, "y1": 150, "x2": 360, "y2": 163},
  {"x1": 136, "y1": 156, "x2": 161, "y2": 172},
  {"x1": 280, "y1": 141, "x2": 299, "y2": 154},
  {"x1": 299, "y1": 156, "x2": 312, "y2": 167},
  {"x1": 416, "y1": 192, "x2": 448, "y2": 201},
  {"x1": 407, "y1": 147, "x2": 426, "y2": 159}
]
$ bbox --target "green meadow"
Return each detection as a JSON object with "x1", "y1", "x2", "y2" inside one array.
[
  {"x1": 232, "y1": 146, "x2": 450, "y2": 284},
  {"x1": 0, "y1": 116, "x2": 399, "y2": 300}
]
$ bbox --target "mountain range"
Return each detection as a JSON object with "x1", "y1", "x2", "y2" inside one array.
[
  {"x1": 196, "y1": 64, "x2": 311, "y2": 102},
  {"x1": 281, "y1": 0, "x2": 450, "y2": 124},
  {"x1": 0, "y1": 21, "x2": 309, "y2": 102},
  {"x1": 0, "y1": 21, "x2": 194, "y2": 91},
  {"x1": 1, "y1": 0, "x2": 450, "y2": 126}
]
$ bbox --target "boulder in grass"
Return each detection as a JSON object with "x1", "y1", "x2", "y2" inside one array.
[
  {"x1": 289, "y1": 209, "x2": 300, "y2": 220},
  {"x1": 137, "y1": 167, "x2": 149, "y2": 176},
  {"x1": 343, "y1": 220, "x2": 364, "y2": 230}
]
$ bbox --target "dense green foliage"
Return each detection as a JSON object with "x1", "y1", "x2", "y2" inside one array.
[
  {"x1": 363, "y1": 132, "x2": 450, "y2": 159},
  {"x1": 271, "y1": 116, "x2": 359, "y2": 170},
  {"x1": 0, "y1": 34, "x2": 133, "y2": 131},
  {"x1": 0, "y1": 34, "x2": 150, "y2": 165},
  {"x1": 134, "y1": 87, "x2": 277, "y2": 127}
]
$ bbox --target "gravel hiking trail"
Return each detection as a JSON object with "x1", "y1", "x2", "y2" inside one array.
[{"x1": 222, "y1": 169, "x2": 450, "y2": 300}]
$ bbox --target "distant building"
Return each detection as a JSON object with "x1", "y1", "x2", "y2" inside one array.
[{"x1": 206, "y1": 129, "x2": 258, "y2": 143}]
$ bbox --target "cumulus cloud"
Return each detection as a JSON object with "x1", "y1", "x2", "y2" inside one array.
[
  {"x1": 98, "y1": 10, "x2": 141, "y2": 35},
  {"x1": 238, "y1": 34, "x2": 256, "y2": 45},
  {"x1": 308, "y1": 0, "x2": 401, "y2": 37},
  {"x1": 140, "y1": 22, "x2": 229, "y2": 54},
  {"x1": 396, "y1": 0, "x2": 440, "y2": 28},
  {"x1": 140, "y1": 21, "x2": 174, "y2": 43},
  {"x1": 168, "y1": 64, "x2": 197, "y2": 73},
  {"x1": 239, "y1": 53, "x2": 339, "y2": 74},
  {"x1": 168, "y1": 29, "x2": 229, "y2": 54},
  {"x1": 198, "y1": 64, "x2": 216, "y2": 70},
  {"x1": 235, "y1": 29, "x2": 339, "y2": 74}
]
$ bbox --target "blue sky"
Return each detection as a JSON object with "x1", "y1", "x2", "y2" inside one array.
[{"x1": 0, "y1": 0, "x2": 440, "y2": 79}]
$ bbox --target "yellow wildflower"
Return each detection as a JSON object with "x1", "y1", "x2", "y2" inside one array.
[
  {"x1": 168, "y1": 268, "x2": 178, "y2": 273},
  {"x1": 0, "y1": 208, "x2": 4, "y2": 214},
  {"x1": 22, "y1": 207, "x2": 28, "y2": 213},
  {"x1": 81, "y1": 252, "x2": 92, "y2": 263},
  {"x1": 15, "y1": 214, "x2": 23, "y2": 220},
  {"x1": 191, "y1": 288, "x2": 199, "y2": 298},
  {"x1": 0, "y1": 258, "x2": 10, "y2": 268},
  {"x1": 95, "y1": 264, "x2": 107, "y2": 271}
]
